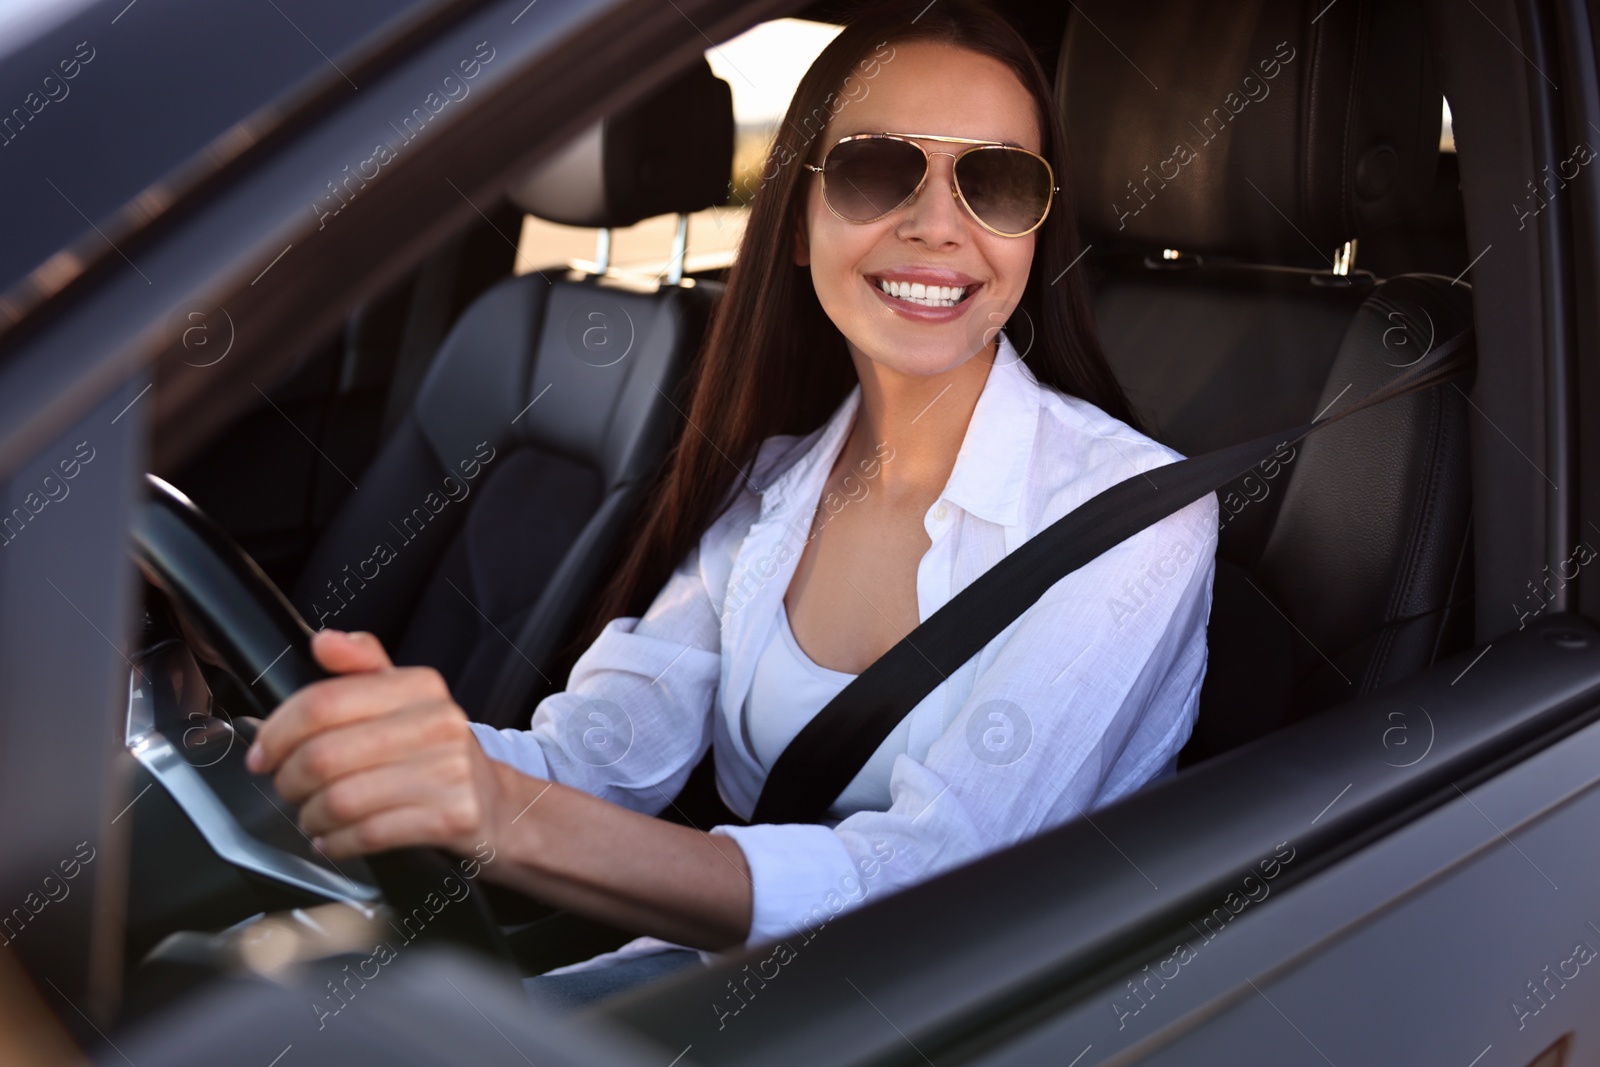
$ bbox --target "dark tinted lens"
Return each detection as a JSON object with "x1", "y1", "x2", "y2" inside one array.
[
  {"x1": 822, "y1": 138, "x2": 927, "y2": 222},
  {"x1": 956, "y1": 147, "x2": 1053, "y2": 234}
]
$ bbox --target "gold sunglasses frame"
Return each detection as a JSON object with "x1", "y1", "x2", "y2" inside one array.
[{"x1": 802, "y1": 131, "x2": 1059, "y2": 238}]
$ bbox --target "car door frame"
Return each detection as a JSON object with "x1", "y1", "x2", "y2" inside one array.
[{"x1": 0, "y1": 0, "x2": 801, "y2": 1041}]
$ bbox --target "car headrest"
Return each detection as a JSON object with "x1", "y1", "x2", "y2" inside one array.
[
  {"x1": 1056, "y1": 0, "x2": 1441, "y2": 261},
  {"x1": 508, "y1": 57, "x2": 733, "y2": 228}
]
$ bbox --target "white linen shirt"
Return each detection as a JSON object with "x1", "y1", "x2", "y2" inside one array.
[{"x1": 470, "y1": 330, "x2": 1219, "y2": 956}]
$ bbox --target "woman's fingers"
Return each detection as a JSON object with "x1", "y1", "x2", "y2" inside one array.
[
  {"x1": 247, "y1": 661, "x2": 449, "y2": 774},
  {"x1": 271, "y1": 699, "x2": 473, "y2": 804},
  {"x1": 297, "y1": 747, "x2": 482, "y2": 847},
  {"x1": 310, "y1": 629, "x2": 393, "y2": 674},
  {"x1": 240, "y1": 628, "x2": 503, "y2": 859},
  {"x1": 314, "y1": 804, "x2": 478, "y2": 859}
]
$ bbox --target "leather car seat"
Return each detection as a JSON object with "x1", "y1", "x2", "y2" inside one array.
[
  {"x1": 290, "y1": 59, "x2": 733, "y2": 730},
  {"x1": 1055, "y1": 0, "x2": 1475, "y2": 762}
]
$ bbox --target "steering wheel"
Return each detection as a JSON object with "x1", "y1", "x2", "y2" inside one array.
[{"x1": 130, "y1": 474, "x2": 515, "y2": 966}]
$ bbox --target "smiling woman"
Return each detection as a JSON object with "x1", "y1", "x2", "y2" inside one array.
[{"x1": 247, "y1": 0, "x2": 1217, "y2": 1010}]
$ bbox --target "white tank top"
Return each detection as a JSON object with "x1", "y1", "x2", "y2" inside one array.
[{"x1": 740, "y1": 601, "x2": 913, "y2": 817}]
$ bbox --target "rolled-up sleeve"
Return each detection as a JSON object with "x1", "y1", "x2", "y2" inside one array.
[
  {"x1": 713, "y1": 489, "x2": 1219, "y2": 949},
  {"x1": 469, "y1": 540, "x2": 723, "y2": 815}
]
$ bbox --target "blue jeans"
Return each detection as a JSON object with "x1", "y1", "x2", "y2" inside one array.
[{"x1": 522, "y1": 949, "x2": 705, "y2": 1011}]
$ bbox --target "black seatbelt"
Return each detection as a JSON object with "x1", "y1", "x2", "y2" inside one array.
[{"x1": 750, "y1": 328, "x2": 1474, "y2": 826}]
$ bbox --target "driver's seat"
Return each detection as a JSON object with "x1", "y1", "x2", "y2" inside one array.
[
  {"x1": 1057, "y1": 0, "x2": 1475, "y2": 761},
  {"x1": 290, "y1": 60, "x2": 733, "y2": 729}
]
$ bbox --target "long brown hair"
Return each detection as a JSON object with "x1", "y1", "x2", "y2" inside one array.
[{"x1": 561, "y1": 0, "x2": 1136, "y2": 666}]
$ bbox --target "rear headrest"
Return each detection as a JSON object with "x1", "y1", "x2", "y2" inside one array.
[
  {"x1": 1057, "y1": 0, "x2": 1441, "y2": 261},
  {"x1": 508, "y1": 58, "x2": 733, "y2": 228}
]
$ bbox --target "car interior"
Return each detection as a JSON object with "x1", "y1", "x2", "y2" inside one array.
[
  {"x1": 106, "y1": 0, "x2": 1491, "y2": 1010},
  {"x1": 283, "y1": 57, "x2": 731, "y2": 729},
  {"x1": 173, "y1": 0, "x2": 1475, "y2": 742},
  {"x1": 14, "y1": 0, "x2": 1583, "y2": 1056}
]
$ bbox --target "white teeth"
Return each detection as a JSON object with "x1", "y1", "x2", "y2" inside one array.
[{"x1": 876, "y1": 278, "x2": 969, "y2": 307}]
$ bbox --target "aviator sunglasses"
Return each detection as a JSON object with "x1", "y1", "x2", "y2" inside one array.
[{"x1": 803, "y1": 132, "x2": 1058, "y2": 238}]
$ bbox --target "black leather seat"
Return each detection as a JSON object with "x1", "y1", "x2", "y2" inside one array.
[
  {"x1": 1056, "y1": 0, "x2": 1475, "y2": 761},
  {"x1": 291, "y1": 59, "x2": 733, "y2": 730}
]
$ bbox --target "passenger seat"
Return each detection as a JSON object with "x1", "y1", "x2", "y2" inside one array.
[
  {"x1": 1056, "y1": 0, "x2": 1475, "y2": 762},
  {"x1": 291, "y1": 59, "x2": 733, "y2": 729}
]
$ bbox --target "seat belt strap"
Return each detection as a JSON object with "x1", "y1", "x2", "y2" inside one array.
[{"x1": 749, "y1": 328, "x2": 1474, "y2": 825}]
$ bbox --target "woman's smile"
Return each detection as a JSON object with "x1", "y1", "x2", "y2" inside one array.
[{"x1": 865, "y1": 266, "x2": 984, "y2": 321}]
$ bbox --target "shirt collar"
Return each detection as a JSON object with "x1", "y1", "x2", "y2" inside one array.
[
  {"x1": 755, "y1": 330, "x2": 1042, "y2": 529},
  {"x1": 939, "y1": 332, "x2": 1042, "y2": 527}
]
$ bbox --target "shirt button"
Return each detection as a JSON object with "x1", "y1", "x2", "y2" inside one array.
[{"x1": 934, "y1": 503, "x2": 949, "y2": 522}]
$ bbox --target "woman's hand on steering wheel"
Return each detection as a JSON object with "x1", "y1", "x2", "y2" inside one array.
[{"x1": 245, "y1": 630, "x2": 509, "y2": 859}]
